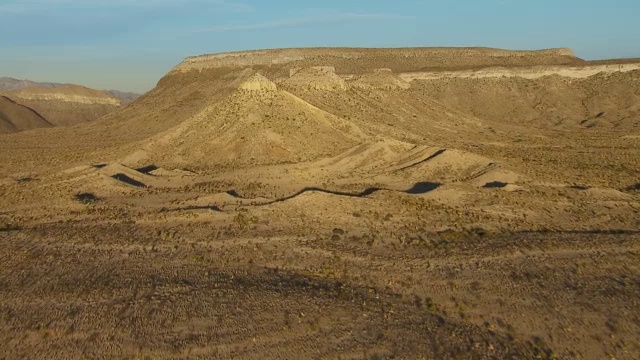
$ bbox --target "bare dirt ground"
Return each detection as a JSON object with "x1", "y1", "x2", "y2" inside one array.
[{"x1": 1, "y1": 47, "x2": 639, "y2": 359}]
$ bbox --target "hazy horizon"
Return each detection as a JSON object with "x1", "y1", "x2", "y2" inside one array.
[{"x1": 2, "y1": 0, "x2": 639, "y2": 93}]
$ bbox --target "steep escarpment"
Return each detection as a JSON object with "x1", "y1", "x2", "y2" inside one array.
[{"x1": 173, "y1": 47, "x2": 581, "y2": 74}]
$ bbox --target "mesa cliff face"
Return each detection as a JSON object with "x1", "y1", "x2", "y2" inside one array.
[{"x1": 173, "y1": 47, "x2": 580, "y2": 73}]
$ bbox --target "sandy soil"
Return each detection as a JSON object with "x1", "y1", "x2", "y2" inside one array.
[{"x1": 0, "y1": 47, "x2": 639, "y2": 359}]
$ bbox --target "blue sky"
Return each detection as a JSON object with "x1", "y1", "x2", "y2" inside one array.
[{"x1": 1, "y1": 0, "x2": 639, "y2": 92}]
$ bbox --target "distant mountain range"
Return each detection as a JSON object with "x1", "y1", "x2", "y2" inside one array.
[{"x1": 0, "y1": 77, "x2": 141, "y2": 105}]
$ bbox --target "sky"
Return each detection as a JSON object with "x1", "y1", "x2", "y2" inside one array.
[{"x1": 1, "y1": 0, "x2": 639, "y2": 93}]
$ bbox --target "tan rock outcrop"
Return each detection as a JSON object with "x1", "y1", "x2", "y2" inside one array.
[
  {"x1": 284, "y1": 66, "x2": 347, "y2": 91},
  {"x1": 12, "y1": 93, "x2": 120, "y2": 105},
  {"x1": 400, "y1": 63, "x2": 640, "y2": 81},
  {"x1": 10, "y1": 85, "x2": 120, "y2": 105},
  {"x1": 239, "y1": 73, "x2": 278, "y2": 91},
  {"x1": 351, "y1": 68, "x2": 411, "y2": 90}
]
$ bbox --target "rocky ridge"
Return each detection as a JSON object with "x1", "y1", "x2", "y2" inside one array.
[{"x1": 8, "y1": 85, "x2": 121, "y2": 106}]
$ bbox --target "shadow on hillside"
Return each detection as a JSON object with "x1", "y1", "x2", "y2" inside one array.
[
  {"x1": 136, "y1": 165, "x2": 159, "y2": 174},
  {"x1": 569, "y1": 185, "x2": 590, "y2": 190},
  {"x1": 111, "y1": 173, "x2": 147, "y2": 188},
  {"x1": 395, "y1": 149, "x2": 447, "y2": 171},
  {"x1": 173, "y1": 182, "x2": 442, "y2": 212},
  {"x1": 160, "y1": 205, "x2": 222, "y2": 213},
  {"x1": 406, "y1": 182, "x2": 441, "y2": 194},
  {"x1": 228, "y1": 181, "x2": 440, "y2": 203},
  {"x1": 483, "y1": 181, "x2": 508, "y2": 189}
]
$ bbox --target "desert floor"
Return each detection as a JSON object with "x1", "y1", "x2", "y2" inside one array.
[{"x1": 1, "y1": 48, "x2": 639, "y2": 359}]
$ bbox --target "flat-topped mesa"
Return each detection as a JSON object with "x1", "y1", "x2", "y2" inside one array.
[
  {"x1": 13, "y1": 93, "x2": 120, "y2": 106},
  {"x1": 238, "y1": 73, "x2": 278, "y2": 92},
  {"x1": 171, "y1": 47, "x2": 581, "y2": 73},
  {"x1": 9, "y1": 85, "x2": 121, "y2": 106}
]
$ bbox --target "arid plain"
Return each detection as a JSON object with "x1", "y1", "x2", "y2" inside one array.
[{"x1": 1, "y1": 47, "x2": 639, "y2": 359}]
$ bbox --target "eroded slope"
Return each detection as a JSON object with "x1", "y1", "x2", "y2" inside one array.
[
  {"x1": 5, "y1": 85, "x2": 121, "y2": 126},
  {"x1": 0, "y1": 96, "x2": 52, "y2": 134}
]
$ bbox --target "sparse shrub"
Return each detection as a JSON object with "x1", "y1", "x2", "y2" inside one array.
[
  {"x1": 74, "y1": 192, "x2": 99, "y2": 204},
  {"x1": 470, "y1": 227, "x2": 487, "y2": 237},
  {"x1": 414, "y1": 295, "x2": 423, "y2": 308},
  {"x1": 332, "y1": 228, "x2": 345, "y2": 236},
  {"x1": 0, "y1": 223, "x2": 21, "y2": 232},
  {"x1": 425, "y1": 297, "x2": 436, "y2": 312},
  {"x1": 233, "y1": 210, "x2": 257, "y2": 230}
]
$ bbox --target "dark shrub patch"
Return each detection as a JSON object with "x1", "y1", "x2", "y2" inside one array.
[{"x1": 75, "y1": 192, "x2": 99, "y2": 204}]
